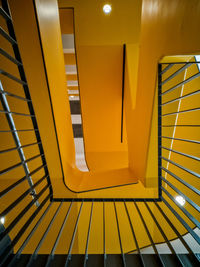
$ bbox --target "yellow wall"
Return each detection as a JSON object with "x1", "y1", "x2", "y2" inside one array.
[
  {"x1": 34, "y1": 0, "x2": 76, "y2": 170},
  {"x1": 7, "y1": 0, "x2": 144, "y2": 194},
  {"x1": 77, "y1": 45, "x2": 128, "y2": 171},
  {"x1": 58, "y1": 0, "x2": 142, "y2": 174},
  {"x1": 128, "y1": 0, "x2": 200, "y2": 185}
]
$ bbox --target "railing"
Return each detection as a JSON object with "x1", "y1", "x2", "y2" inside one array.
[
  {"x1": 1, "y1": 200, "x2": 199, "y2": 266},
  {"x1": 0, "y1": 0, "x2": 199, "y2": 266},
  {"x1": 158, "y1": 61, "x2": 200, "y2": 251},
  {"x1": 0, "y1": 0, "x2": 52, "y2": 264}
]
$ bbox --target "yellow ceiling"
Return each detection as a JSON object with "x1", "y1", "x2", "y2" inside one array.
[{"x1": 58, "y1": 0, "x2": 142, "y2": 46}]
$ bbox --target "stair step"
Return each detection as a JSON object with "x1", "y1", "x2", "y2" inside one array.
[
  {"x1": 72, "y1": 124, "x2": 83, "y2": 138},
  {"x1": 6, "y1": 253, "x2": 200, "y2": 267},
  {"x1": 106, "y1": 254, "x2": 124, "y2": 267},
  {"x1": 160, "y1": 254, "x2": 184, "y2": 267},
  {"x1": 142, "y1": 254, "x2": 163, "y2": 267},
  {"x1": 177, "y1": 254, "x2": 200, "y2": 267},
  {"x1": 125, "y1": 254, "x2": 144, "y2": 267},
  {"x1": 70, "y1": 100, "x2": 81, "y2": 114},
  {"x1": 86, "y1": 254, "x2": 104, "y2": 267}
]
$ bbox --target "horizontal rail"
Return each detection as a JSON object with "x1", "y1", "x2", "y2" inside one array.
[
  {"x1": 0, "y1": 128, "x2": 38, "y2": 132},
  {"x1": 162, "y1": 107, "x2": 200, "y2": 117},
  {"x1": 161, "y1": 89, "x2": 200, "y2": 106},
  {"x1": 0, "y1": 163, "x2": 47, "y2": 199},
  {"x1": 161, "y1": 72, "x2": 200, "y2": 96},
  {"x1": 0, "y1": 183, "x2": 49, "y2": 242},
  {"x1": 0, "y1": 194, "x2": 51, "y2": 266},
  {"x1": 0, "y1": 47, "x2": 22, "y2": 65},
  {"x1": 160, "y1": 61, "x2": 200, "y2": 64},
  {"x1": 162, "y1": 197, "x2": 200, "y2": 245},
  {"x1": 161, "y1": 176, "x2": 200, "y2": 212},
  {"x1": 0, "y1": 109, "x2": 35, "y2": 117},
  {"x1": 0, "y1": 141, "x2": 40, "y2": 154},
  {"x1": 161, "y1": 124, "x2": 200, "y2": 127},
  {"x1": 161, "y1": 63, "x2": 192, "y2": 85},
  {"x1": 0, "y1": 88, "x2": 31, "y2": 101},
  {"x1": 161, "y1": 135, "x2": 200, "y2": 144},
  {"x1": 52, "y1": 198, "x2": 161, "y2": 202},
  {"x1": 0, "y1": 69, "x2": 27, "y2": 85},
  {"x1": 0, "y1": 153, "x2": 44, "y2": 176},
  {"x1": 161, "y1": 156, "x2": 200, "y2": 178},
  {"x1": 161, "y1": 146, "x2": 200, "y2": 161},
  {"x1": 0, "y1": 174, "x2": 48, "y2": 217},
  {"x1": 162, "y1": 187, "x2": 200, "y2": 229},
  {"x1": 0, "y1": 25, "x2": 16, "y2": 44},
  {"x1": 0, "y1": 6, "x2": 11, "y2": 20},
  {"x1": 161, "y1": 63, "x2": 174, "y2": 74},
  {"x1": 161, "y1": 166, "x2": 200, "y2": 195},
  {"x1": 154, "y1": 201, "x2": 195, "y2": 255}
]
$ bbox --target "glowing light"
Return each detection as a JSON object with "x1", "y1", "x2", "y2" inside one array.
[
  {"x1": 0, "y1": 217, "x2": 5, "y2": 224},
  {"x1": 103, "y1": 4, "x2": 112, "y2": 14},
  {"x1": 70, "y1": 95, "x2": 75, "y2": 99},
  {"x1": 175, "y1": 195, "x2": 186, "y2": 206}
]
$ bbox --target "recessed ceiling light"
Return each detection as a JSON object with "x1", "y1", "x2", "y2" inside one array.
[
  {"x1": 0, "y1": 217, "x2": 5, "y2": 224},
  {"x1": 175, "y1": 195, "x2": 186, "y2": 206},
  {"x1": 103, "y1": 4, "x2": 112, "y2": 14}
]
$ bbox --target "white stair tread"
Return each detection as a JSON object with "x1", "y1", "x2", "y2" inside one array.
[
  {"x1": 71, "y1": 114, "x2": 82, "y2": 124},
  {"x1": 69, "y1": 95, "x2": 80, "y2": 101},
  {"x1": 65, "y1": 65, "x2": 77, "y2": 75},
  {"x1": 67, "y1": 80, "x2": 78, "y2": 87},
  {"x1": 62, "y1": 34, "x2": 74, "y2": 49},
  {"x1": 68, "y1": 89, "x2": 79, "y2": 94}
]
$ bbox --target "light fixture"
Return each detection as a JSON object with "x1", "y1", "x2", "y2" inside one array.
[
  {"x1": 103, "y1": 4, "x2": 112, "y2": 14},
  {"x1": 70, "y1": 95, "x2": 75, "y2": 99},
  {"x1": 0, "y1": 217, "x2": 5, "y2": 224},
  {"x1": 175, "y1": 195, "x2": 186, "y2": 206}
]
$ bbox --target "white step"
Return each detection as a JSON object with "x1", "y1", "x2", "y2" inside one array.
[{"x1": 65, "y1": 65, "x2": 77, "y2": 75}]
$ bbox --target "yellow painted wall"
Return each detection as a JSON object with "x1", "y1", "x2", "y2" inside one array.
[
  {"x1": 58, "y1": 0, "x2": 142, "y2": 174},
  {"x1": 129, "y1": 0, "x2": 200, "y2": 185},
  {"x1": 7, "y1": 0, "x2": 143, "y2": 194},
  {"x1": 77, "y1": 45, "x2": 128, "y2": 171},
  {"x1": 59, "y1": 8, "x2": 74, "y2": 34},
  {"x1": 34, "y1": 0, "x2": 76, "y2": 171}
]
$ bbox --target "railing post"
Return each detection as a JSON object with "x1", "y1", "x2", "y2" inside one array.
[{"x1": 158, "y1": 63, "x2": 162, "y2": 199}]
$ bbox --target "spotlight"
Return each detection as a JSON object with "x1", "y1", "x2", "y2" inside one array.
[{"x1": 103, "y1": 4, "x2": 112, "y2": 14}]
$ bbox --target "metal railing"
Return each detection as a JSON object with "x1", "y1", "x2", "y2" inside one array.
[
  {"x1": 0, "y1": 0, "x2": 199, "y2": 266},
  {"x1": 0, "y1": 0, "x2": 52, "y2": 264},
  {"x1": 158, "y1": 61, "x2": 200, "y2": 245}
]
